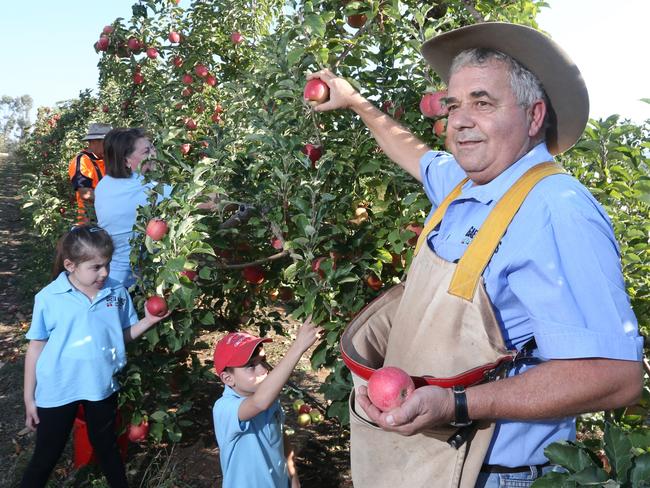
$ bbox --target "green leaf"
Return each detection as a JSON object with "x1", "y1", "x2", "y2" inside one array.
[
  {"x1": 531, "y1": 471, "x2": 575, "y2": 487},
  {"x1": 604, "y1": 423, "x2": 633, "y2": 482},
  {"x1": 150, "y1": 410, "x2": 167, "y2": 422},
  {"x1": 568, "y1": 465, "x2": 609, "y2": 484},
  {"x1": 630, "y1": 452, "x2": 650, "y2": 486},
  {"x1": 304, "y1": 13, "x2": 326, "y2": 37},
  {"x1": 544, "y1": 441, "x2": 597, "y2": 473}
]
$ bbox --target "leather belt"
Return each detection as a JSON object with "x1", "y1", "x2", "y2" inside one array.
[{"x1": 480, "y1": 462, "x2": 550, "y2": 474}]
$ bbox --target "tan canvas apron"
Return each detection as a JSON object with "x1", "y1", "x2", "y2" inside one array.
[{"x1": 341, "y1": 163, "x2": 564, "y2": 487}]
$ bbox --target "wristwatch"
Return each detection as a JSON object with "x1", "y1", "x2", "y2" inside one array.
[{"x1": 450, "y1": 386, "x2": 472, "y2": 427}]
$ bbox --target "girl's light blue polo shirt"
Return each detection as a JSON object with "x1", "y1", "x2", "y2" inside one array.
[
  {"x1": 419, "y1": 143, "x2": 643, "y2": 467},
  {"x1": 213, "y1": 386, "x2": 290, "y2": 488},
  {"x1": 95, "y1": 172, "x2": 172, "y2": 287},
  {"x1": 26, "y1": 272, "x2": 139, "y2": 407}
]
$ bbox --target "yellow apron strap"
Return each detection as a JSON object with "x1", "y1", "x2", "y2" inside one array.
[
  {"x1": 414, "y1": 177, "x2": 470, "y2": 256},
  {"x1": 448, "y1": 162, "x2": 565, "y2": 300}
]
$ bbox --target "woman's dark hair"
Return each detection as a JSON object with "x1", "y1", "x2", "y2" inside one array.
[
  {"x1": 103, "y1": 127, "x2": 148, "y2": 178},
  {"x1": 52, "y1": 225, "x2": 114, "y2": 279}
]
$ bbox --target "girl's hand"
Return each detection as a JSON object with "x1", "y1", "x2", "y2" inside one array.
[
  {"x1": 293, "y1": 316, "x2": 323, "y2": 353},
  {"x1": 25, "y1": 400, "x2": 39, "y2": 431},
  {"x1": 143, "y1": 305, "x2": 172, "y2": 327}
]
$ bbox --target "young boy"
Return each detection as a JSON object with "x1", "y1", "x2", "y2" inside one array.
[{"x1": 213, "y1": 318, "x2": 322, "y2": 488}]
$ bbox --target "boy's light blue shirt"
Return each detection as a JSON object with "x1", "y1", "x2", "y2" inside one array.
[
  {"x1": 26, "y1": 273, "x2": 139, "y2": 407},
  {"x1": 95, "y1": 172, "x2": 172, "y2": 287},
  {"x1": 419, "y1": 143, "x2": 643, "y2": 467},
  {"x1": 213, "y1": 386, "x2": 289, "y2": 488}
]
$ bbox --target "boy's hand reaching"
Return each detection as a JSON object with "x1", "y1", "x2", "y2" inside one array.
[{"x1": 293, "y1": 316, "x2": 323, "y2": 354}]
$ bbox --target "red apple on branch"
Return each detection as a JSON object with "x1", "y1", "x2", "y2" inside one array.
[
  {"x1": 102, "y1": 25, "x2": 114, "y2": 35},
  {"x1": 242, "y1": 265, "x2": 265, "y2": 285},
  {"x1": 133, "y1": 72, "x2": 144, "y2": 85},
  {"x1": 182, "y1": 74, "x2": 193, "y2": 85},
  {"x1": 185, "y1": 118, "x2": 198, "y2": 130},
  {"x1": 127, "y1": 37, "x2": 142, "y2": 52},
  {"x1": 366, "y1": 273, "x2": 383, "y2": 291},
  {"x1": 146, "y1": 47, "x2": 159, "y2": 59},
  {"x1": 127, "y1": 420, "x2": 149, "y2": 442},
  {"x1": 168, "y1": 31, "x2": 181, "y2": 43},
  {"x1": 433, "y1": 118, "x2": 447, "y2": 137},
  {"x1": 145, "y1": 296, "x2": 168, "y2": 317},
  {"x1": 194, "y1": 64, "x2": 209, "y2": 78},
  {"x1": 96, "y1": 36, "x2": 110, "y2": 51},
  {"x1": 367, "y1": 366, "x2": 415, "y2": 411},
  {"x1": 231, "y1": 32, "x2": 243, "y2": 44},
  {"x1": 146, "y1": 218, "x2": 168, "y2": 240},
  {"x1": 419, "y1": 91, "x2": 448, "y2": 118},
  {"x1": 180, "y1": 269, "x2": 198, "y2": 281},
  {"x1": 172, "y1": 56, "x2": 184, "y2": 68},
  {"x1": 180, "y1": 143, "x2": 191, "y2": 155},
  {"x1": 302, "y1": 144, "x2": 323, "y2": 167},
  {"x1": 347, "y1": 14, "x2": 367, "y2": 28}
]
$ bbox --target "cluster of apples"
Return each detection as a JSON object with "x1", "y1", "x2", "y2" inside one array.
[
  {"x1": 292, "y1": 399, "x2": 325, "y2": 427},
  {"x1": 419, "y1": 90, "x2": 449, "y2": 137}
]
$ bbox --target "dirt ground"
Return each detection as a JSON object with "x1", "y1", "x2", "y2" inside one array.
[{"x1": 0, "y1": 154, "x2": 352, "y2": 487}]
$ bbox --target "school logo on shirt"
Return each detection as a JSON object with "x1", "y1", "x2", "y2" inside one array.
[
  {"x1": 461, "y1": 226, "x2": 501, "y2": 253},
  {"x1": 105, "y1": 294, "x2": 126, "y2": 309}
]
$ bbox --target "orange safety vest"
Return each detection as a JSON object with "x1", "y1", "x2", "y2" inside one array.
[{"x1": 68, "y1": 151, "x2": 105, "y2": 223}]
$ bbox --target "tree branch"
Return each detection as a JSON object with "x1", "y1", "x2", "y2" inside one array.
[{"x1": 460, "y1": 0, "x2": 484, "y2": 23}]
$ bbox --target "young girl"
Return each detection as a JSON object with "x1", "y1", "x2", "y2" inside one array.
[{"x1": 21, "y1": 225, "x2": 169, "y2": 487}]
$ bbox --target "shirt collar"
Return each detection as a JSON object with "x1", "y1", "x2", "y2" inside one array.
[
  {"x1": 50, "y1": 271, "x2": 121, "y2": 298},
  {"x1": 458, "y1": 143, "x2": 554, "y2": 205}
]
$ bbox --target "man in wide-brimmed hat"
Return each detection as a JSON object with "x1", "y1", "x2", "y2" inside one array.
[
  {"x1": 309, "y1": 22, "x2": 643, "y2": 486},
  {"x1": 68, "y1": 122, "x2": 112, "y2": 223}
]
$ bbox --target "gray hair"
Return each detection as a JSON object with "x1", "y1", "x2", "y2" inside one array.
[{"x1": 449, "y1": 48, "x2": 552, "y2": 138}]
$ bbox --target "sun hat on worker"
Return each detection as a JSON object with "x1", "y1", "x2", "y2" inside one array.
[
  {"x1": 82, "y1": 122, "x2": 113, "y2": 141},
  {"x1": 421, "y1": 22, "x2": 589, "y2": 155},
  {"x1": 214, "y1": 332, "x2": 272, "y2": 375}
]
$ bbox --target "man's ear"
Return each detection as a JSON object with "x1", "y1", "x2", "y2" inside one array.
[
  {"x1": 220, "y1": 370, "x2": 235, "y2": 387},
  {"x1": 63, "y1": 258, "x2": 76, "y2": 274},
  {"x1": 528, "y1": 99, "x2": 547, "y2": 139}
]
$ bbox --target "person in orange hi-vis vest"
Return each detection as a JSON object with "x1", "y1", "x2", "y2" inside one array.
[{"x1": 67, "y1": 123, "x2": 112, "y2": 224}]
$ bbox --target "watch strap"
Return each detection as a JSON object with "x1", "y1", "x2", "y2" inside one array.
[{"x1": 451, "y1": 385, "x2": 472, "y2": 427}]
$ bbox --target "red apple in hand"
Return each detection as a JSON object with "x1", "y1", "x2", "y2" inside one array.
[
  {"x1": 367, "y1": 366, "x2": 415, "y2": 411},
  {"x1": 146, "y1": 218, "x2": 168, "y2": 240},
  {"x1": 419, "y1": 91, "x2": 448, "y2": 118},
  {"x1": 127, "y1": 420, "x2": 149, "y2": 442},
  {"x1": 145, "y1": 296, "x2": 168, "y2": 317},
  {"x1": 303, "y1": 79, "x2": 329, "y2": 104}
]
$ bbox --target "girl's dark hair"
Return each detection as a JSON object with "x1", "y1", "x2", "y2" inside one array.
[
  {"x1": 103, "y1": 128, "x2": 148, "y2": 178},
  {"x1": 52, "y1": 225, "x2": 114, "y2": 279}
]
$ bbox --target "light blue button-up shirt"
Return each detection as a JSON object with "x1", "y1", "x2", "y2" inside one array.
[
  {"x1": 213, "y1": 386, "x2": 290, "y2": 488},
  {"x1": 95, "y1": 172, "x2": 172, "y2": 287},
  {"x1": 420, "y1": 143, "x2": 643, "y2": 466},
  {"x1": 26, "y1": 272, "x2": 139, "y2": 407}
]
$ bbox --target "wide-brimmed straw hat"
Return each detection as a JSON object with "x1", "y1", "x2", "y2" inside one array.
[
  {"x1": 421, "y1": 22, "x2": 589, "y2": 155},
  {"x1": 82, "y1": 122, "x2": 112, "y2": 141}
]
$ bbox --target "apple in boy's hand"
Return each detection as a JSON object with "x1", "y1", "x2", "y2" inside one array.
[
  {"x1": 367, "y1": 366, "x2": 415, "y2": 411},
  {"x1": 146, "y1": 296, "x2": 168, "y2": 317},
  {"x1": 127, "y1": 420, "x2": 149, "y2": 442}
]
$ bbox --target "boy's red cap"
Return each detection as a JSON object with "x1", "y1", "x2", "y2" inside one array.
[{"x1": 213, "y1": 332, "x2": 272, "y2": 375}]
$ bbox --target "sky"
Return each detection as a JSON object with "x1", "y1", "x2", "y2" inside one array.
[{"x1": 1, "y1": 0, "x2": 648, "y2": 124}]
